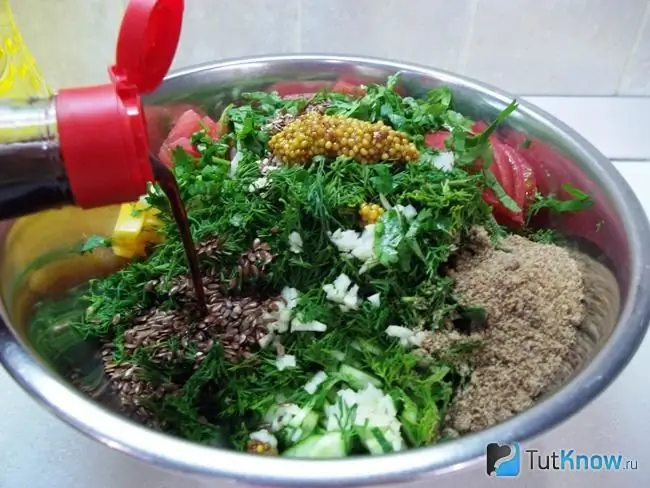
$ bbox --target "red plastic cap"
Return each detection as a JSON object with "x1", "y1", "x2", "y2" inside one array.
[
  {"x1": 56, "y1": 0, "x2": 184, "y2": 209},
  {"x1": 112, "y1": 0, "x2": 184, "y2": 93}
]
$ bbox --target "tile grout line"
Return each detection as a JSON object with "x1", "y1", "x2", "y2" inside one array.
[
  {"x1": 457, "y1": 0, "x2": 480, "y2": 73},
  {"x1": 615, "y1": 0, "x2": 650, "y2": 95}
]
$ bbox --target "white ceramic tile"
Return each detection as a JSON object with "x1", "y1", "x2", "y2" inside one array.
[
  {"x1": 462, "y1": 0, "x2": 649, "y2": 95},
  {"x1": 10, "y1": 0, "x2": 123, "y2": 89},
  {"x1": 300, "y1": 0, "x2": 474, "y2": 72},
  {"x1": 619, "y1": 2, "x2": 650, "y2": 95},
  {"x1": 523, "y1": 96, "x2": 650, "y2": 160},
  {"x1": 170, "y1": 0, "x2": 301, "y2": 71}
]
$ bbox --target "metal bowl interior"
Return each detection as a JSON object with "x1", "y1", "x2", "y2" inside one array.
[{"x1": 1, "y1": 55, "x2": 650, "y2": 486}]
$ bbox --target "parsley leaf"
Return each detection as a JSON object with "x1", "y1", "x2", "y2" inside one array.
[
  {"x1": 79, "y1": 235, "x2": 111, "y2": 254},
  {"x1": 527, "y1": 183, "x2": 593, "y2": 219}
]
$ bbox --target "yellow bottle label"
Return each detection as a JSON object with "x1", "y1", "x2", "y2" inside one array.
[{"x1": 0, "y1": 0, "x2": 51, "y2": 99}]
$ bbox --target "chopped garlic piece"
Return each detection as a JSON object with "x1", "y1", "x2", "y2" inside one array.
[
  {"x1": 386, "y1": 325, "x2": 417, "y2": 348},
  {"x1": 282, "y1": 286, "x2": 300, "y2": 308},
  {"x1": 342, "y1": 284, "x2": 360, "y2": 310},
  {"x1": 258, "y1": 332, "x2": 275, "y2": 349},
  {"x1": 291, "y1": 316, "x2": 328, "y2": 333},
  {"x1": 304, "y1": 371, "x2": 328, "y2": 394},
  {"x1": 266, "y1": 287, "x2": 300, "y2": 334},
  {"x1": 265, "y1": 403, "x2": 303, "y2": 432},
  {"x1": 323, "y1": 274, "x2": 360, "y2": 311},
  {"x1": 386, "y1": 325, "x2": 413, "y2": 338},
  {"x1": 367, "y1": 293, "x2": 381, "y2": 308},
  {"x1": 324, "y1": 384, "x2": 405, "y2": 452},
  {"x1": 350, "y1": 224, "x2": 376, "y2": 262},
  {"x1": 248, "y1": 177, "x2": 268, "y2": 192},
  {"x1": 385, "y1": 325, "x2": 427, "y2": 348},
  {"x1": 229, "y1": 146, "x2": 242, "y2": 178},
  {"x1": 276, "y1": 354, "x2": 296, "y2": 371},
  {"x1": 431, "y1": 151, "x2": 455, "y2": 172},
  {"x1": 329, "y1": 228, "x2": 361, "y2": 253},
  {"x1": 288, "y1": 231, "x2": 303, "y2": 253},
  {"x1": 395, "y1": 204, "x2": 418, "y2": 221},
  {"x1": 410, "y1": 331, "x2": 429, "y2": 347},
  {"x1": 249, "y1": 429, "x2": 278, "y2": 448},
  {"x1": 329, "y1": 225, "x2": 376, "y2": 264}
]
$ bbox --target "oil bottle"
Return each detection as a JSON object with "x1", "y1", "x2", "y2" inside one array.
[
  {"x1": 0, "y1": 0, "x2": 185, "y2": 222},
  {"x1": 0, "y1": 0, "x2": 207, "y2": 309}
]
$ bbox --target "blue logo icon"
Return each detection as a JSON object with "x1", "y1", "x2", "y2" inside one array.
[{"x1": 486, "y1": 442, "x2": 521, "y2": 477}]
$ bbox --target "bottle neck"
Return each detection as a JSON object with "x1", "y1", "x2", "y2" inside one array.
[{"x1": 0, "y1": 97, "x2": 73, "y2": 221}]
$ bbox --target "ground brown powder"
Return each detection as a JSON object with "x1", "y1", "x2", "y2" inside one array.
[{"x1": 439, "y1": 228, "x2": 587, "y2": 433}]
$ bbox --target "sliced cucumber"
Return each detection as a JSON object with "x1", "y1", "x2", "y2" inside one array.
[
  {"x1": 279, "y1": 410, "x2": 320, "y2": 446},
  {"x1": 400, "y1": 402, "x2": 419, "y2": 446},
  {"x1": 283, "y1": 432, "x2": 347, "y2": 458},
  {"x1": 299, "y1": 411, "x2": 319, "y2": 438},
  {"x1": 339, "y1": 364, "x2": 382, "y2": 390},
  {"x1": 330, "y1": 350, "x2": 346, "y2": 362},
  {"x1": 351, "y1": 339, "x2": 383, "y2": 356},
  {"x1": 360, "y1": 427, "x2": 394, "y2": 455}
]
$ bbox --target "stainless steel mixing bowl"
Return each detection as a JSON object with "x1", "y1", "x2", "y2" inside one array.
[{"x1": 1, "y1": 55, "x2": 650, "y2": 487}]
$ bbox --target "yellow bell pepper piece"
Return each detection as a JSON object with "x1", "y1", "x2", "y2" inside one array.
[{"x1": 112, "y1": 199, "x2": 164, "y2": 259}]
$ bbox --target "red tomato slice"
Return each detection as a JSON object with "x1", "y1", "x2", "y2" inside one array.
[
  {"x1": 501, "y1": 144, "x2": 527, "y2": 212},
  {"x1": 158, "y1": 137, "x2": 200, "y2": 167},
  {"x1": 332, "y1": 80, "x2": 366, "y2": 96},
  {"x1": 501, "y1": 133, "x2": 622, "y2": 270},
  {"x1": 471, "y1": 121, "x2": 489, "y2": 134},
  {"x1": 501, "y1": 131, "x2": 556, "y2": 198},
  {"x1": 510, "y1": 147, "x2": 537, "y2": 207},
  {"x1": 173, "y1": 137, "x2": 200, "y2": 156},
  {"x1": 490, "y1": 140, "x2": 514, "y2": 199},
  {"x1": 200, "y1": 115, "x2": 225, "y2": 139},
  {"x1": 146, "y1": 104, "x2": 207, "y2": 154},
  {"x1": 425, "y1": 127, "x2": 540, "y2": 227},
  {"x1": 166, "y1": 109, "x2": 204, "y2": 143},
  {"x1": 424, "y1": 130, "x2": 451, "y2": 150},
  {"x1": 485, "y1": 142, "x2": 524, "y2": 226},
  {"x1": 158, "y1": 141, "x2": 174, "y2": 167}
]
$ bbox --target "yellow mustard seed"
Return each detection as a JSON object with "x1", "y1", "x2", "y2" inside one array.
[
  {"x1": 359, "y1": 203, "x2": 384, "y2": 225},
  {"x1": 268, "y1": 113, "x2": 420, "y2": 165}
]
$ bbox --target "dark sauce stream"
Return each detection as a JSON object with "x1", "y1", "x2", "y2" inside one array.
[{"x1": 151, "y1": 156, "x2": 207, "y2": 315}]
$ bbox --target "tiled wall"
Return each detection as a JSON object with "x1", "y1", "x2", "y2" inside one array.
[{"x1": 11, "y1": 0, "x2": 650, "y2": 95}]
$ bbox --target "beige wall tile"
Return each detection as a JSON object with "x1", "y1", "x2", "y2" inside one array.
[
  {"x1": 11, "y1": 0, "x2": 122, "y2": 89},
  {"x1": 462, "y1": 0, "x2": 648, "y2": 95},
  {"x1": 619, "y1": 2, "x2": 650, "y2": 95},
  {"x1": 170, "y1": 0, "x2": 301, "y2": 71},
  {"x1": 300, "y1": 0, "x2": 474, "y2": 73}
]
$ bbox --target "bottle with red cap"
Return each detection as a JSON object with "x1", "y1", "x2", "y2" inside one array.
[{"x1": 0, "y1": 0, "x2": 184, "y2": 221}]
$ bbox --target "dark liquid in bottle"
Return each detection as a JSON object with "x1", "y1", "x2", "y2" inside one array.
[
  {"x1": 0, "y1": 140, "x2": 73, "y2": 221},
  {"x1": 151, "y1": 156, "x2": 207, "y2": 315}
]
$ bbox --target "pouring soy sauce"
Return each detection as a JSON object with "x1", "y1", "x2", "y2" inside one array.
[
  {"x1": 0, "y1": 0, "x2": 207, "y2": 311},
  {"x1": 151, "y1": 155, "x2": 207, "y2": 313}
]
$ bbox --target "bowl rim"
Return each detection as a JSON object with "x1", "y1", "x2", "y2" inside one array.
[{"x1": 2, "y1": 53, "x2": 650, "y2": 485}]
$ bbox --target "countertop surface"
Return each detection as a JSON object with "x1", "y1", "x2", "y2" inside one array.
[{"x1": 1, "y1": 96, "x2": 650, "y2": 488}]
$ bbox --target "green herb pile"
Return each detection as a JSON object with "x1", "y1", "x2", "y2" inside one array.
[{"x1": 29, "y1": 74, "x2": 587, "y2": 457}]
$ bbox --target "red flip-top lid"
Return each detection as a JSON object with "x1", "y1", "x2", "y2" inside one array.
[{"x1": 56, "y1": 0, "x2": 184, "y2": 209}]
